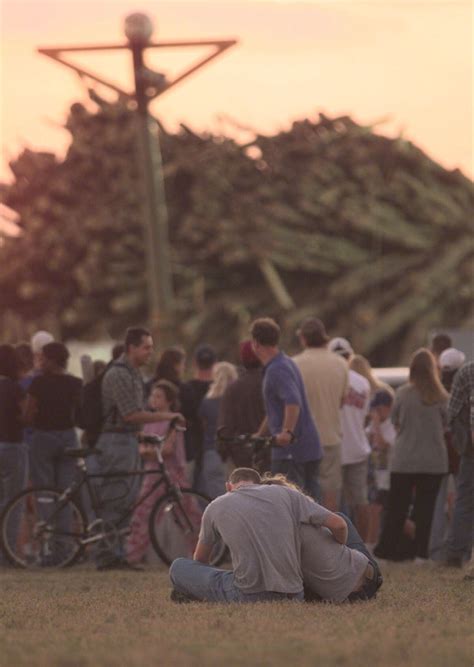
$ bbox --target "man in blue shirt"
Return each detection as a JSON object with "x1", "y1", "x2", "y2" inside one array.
[{"x1": 251, "y1": 318, "x2": 323, "y2": 500}]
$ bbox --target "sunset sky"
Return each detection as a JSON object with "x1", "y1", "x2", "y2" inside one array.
[{"x1": 1, "y1": 0, "x2": 472, "y2": 182}]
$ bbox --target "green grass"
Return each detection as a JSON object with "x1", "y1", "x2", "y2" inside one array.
[{"x1": 0, "y1": 562, "x2": 472, "y2": 667}]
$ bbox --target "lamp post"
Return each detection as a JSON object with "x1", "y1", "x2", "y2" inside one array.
[
  {"x1": 124, "y1": 13, "x2": 173, "y2": 343},
  {"x1": 38, "y1": 15, "x2": 237, "y2": 345}
]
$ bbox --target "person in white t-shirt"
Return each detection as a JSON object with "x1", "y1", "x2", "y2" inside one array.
[{"x1": 328, "y1": 338, "x2": 371, "y2": 541}]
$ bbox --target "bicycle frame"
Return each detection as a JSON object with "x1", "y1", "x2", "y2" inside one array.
[{"x1": 35, "y1": 449, "x2": 186, "y2": 545}]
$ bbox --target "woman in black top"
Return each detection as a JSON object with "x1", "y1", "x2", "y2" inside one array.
[
  {"x1": 24, "y1": 342, "x2": 83, "y2": 491},
  {"x1": 0, "y1": 344, "x2": 28, "y2": 564}
]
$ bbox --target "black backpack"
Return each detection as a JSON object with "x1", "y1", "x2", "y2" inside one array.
[{"x1": 78, "y1": 361, "x2": 129, "y2": 446}]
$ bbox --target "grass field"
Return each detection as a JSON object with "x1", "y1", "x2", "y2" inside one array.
[{"x1": 0, "y1": 562, "x2": 472, "y2": 667}]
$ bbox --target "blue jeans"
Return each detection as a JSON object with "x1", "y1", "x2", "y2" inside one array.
[
  {"x1": 429, "y1": 474, "x2": 450, "y2": 561},
  {"x1": 29, "y1": 429, "x2": 78, "y2": 490},
  {"x1": 337, "y1": 512, "x2": 382, "y2": 601},
  {"x1": 0, "y1": 442, "x2": 28, "y2": 566},
  {"x1": 169, "y1": 558, "x2": 304, "y2": 603},
  {"x1": 93, "y1": 432, "x2": 140, "y2": 567},
  {"x1": 271, "y1": 459, "x2": 321, "y2": 502},
  {"x1": 447, "y1": 452, "x2": 473, "y2": 562}
]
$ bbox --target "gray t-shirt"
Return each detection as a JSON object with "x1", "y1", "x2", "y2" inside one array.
[
  {"x1": 199, "y1": 484, "x2": 330, "y2": 594},
  {"x1": 390, "y1": 384, "x2": 448, "y2": 474},
  {"x1": 300, "y1": 524, "x2": 369, "y2": 603}
]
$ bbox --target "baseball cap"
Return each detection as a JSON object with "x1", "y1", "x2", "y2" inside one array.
[
  {"x1": 31, "y1": 330, "x2": 54, "y2": 354},
  {"x1": 328, "y1": 337, "x2": 354, "y2": 356},
  {"x1": 194, "y1": 343, "x2": 217, "y2": 369},
  {"x1": 297, "y1": 317, "x2": 329, "y2": 346},
  {"x1": 439, "y1": 348, "x2": 466, "y2": 371},
  {"x1": 370, "y1": 390, "x2": 394, "y2": 409}
]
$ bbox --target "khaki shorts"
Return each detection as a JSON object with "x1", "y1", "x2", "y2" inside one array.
[
  {"x1": 342, "y1": 458, "x2": 369, "y2": 506},
  {"x1": 319, "y1": 444, "x2": 342, "y2": 493}
]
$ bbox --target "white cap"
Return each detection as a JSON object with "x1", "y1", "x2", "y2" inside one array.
[
  {"x1": 328, "y1": 337, "x2": 354, "y2": 356},
  {"x1": 439, "y1": 348, "x2": 466, "y2": 371},
  {"x1": 31, "y1": 330, "x2": 54, "y2": 354}
]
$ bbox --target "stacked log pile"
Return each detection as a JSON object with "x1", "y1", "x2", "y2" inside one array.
[{"x1": 1, "y1": 101, "x2": 472, "y2": 364}]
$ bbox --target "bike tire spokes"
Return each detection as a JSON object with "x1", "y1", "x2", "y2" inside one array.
[{"x1": 1, "y1": 489, "x2": 85, "y2": 568}]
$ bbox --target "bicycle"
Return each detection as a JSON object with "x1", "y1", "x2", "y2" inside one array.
[{"x1": 0, "y1": 422, "x2": 225, "y2": 569}]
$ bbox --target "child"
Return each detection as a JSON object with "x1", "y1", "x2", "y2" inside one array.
[
  {"x1": 127, "y1": 380, "x2": 188, "y2": 565},
  {"x1": 366, "y1": 390, "x2": 396, "y2": 547}
]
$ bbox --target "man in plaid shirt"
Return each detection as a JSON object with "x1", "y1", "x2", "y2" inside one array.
[
  {"x1": 94, "y1": 327, "x2": 183, "y2": 570},
  {"x1": 445, "y1": 361, "x2": 473, "y2": 568}
]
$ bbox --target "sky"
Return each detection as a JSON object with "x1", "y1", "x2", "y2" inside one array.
[{"x1": 0, "y1": 0, "x2": 472, "y2": 184}]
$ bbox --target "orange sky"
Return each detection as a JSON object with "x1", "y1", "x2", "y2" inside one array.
[{"x1": 1, "y1": 0, "x2": 472, "y2": 182}]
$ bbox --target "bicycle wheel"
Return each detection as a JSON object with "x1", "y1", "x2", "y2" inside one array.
[
  {"x1": 0, "y1": 487, "x2": 87, "y2": 569},
  {"x1": 149, "y1": 489, "x2": 226, "y2": 566}
]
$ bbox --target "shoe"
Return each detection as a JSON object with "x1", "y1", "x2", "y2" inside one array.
[{"x1": 170, "y1": 589, "x2": 197, "y2": 603}]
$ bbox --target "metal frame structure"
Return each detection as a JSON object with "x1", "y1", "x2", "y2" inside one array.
[{"x1": 38, "y1": 21, "x2": 238, "y2": 345}]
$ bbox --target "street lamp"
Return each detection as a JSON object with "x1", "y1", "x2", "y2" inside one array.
[{"x1": 38, "y1": 15, "x2": 237, "y2": 345}]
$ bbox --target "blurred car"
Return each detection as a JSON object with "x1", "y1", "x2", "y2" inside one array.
[{"x1": 373, "y1": 367, "x2": 409, "y2": 391}]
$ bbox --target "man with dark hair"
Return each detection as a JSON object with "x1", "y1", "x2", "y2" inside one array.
[
  {"x1": 444, "y1": 361, "x2": 473, "y2": 569},
  {"x1": 293, "y1": 318, "x2": 348, "y2": 510},
  {"x1": 180, "y1": 344, "x2": 217, "y2": 482},
  {"x1": 250, "y1": 318, "x2": 322, "y2": 500},
  {"x1": 93, "y1": 327, "x2": 182, "y2": 570},
  {"x1": 430, "y1": 333, "x2": 452, "y2": 365},
  {"x1": 169, "y1": 467, "x2": 333, "y2": 603}
]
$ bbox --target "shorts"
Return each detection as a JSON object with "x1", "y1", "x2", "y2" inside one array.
[
  {"x1": 319, "y1": 444, "x2": 342, "y2": 493},
  {"x1": 342, "y1": 458, "x2": 369, "y2": 506}
]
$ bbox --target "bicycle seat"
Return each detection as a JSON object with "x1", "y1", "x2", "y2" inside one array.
[{"x1": 63, "y1": 448, "x2": 99, "y2": 459}]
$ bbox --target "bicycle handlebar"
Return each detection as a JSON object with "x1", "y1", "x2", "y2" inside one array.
[{"x1": 216, "y1": 427, "x2": 276, "y2": 448}]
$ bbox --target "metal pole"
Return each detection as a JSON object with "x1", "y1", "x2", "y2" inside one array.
[{"x1": 131, "y1": 44, "x2": 174, "y2": 345}]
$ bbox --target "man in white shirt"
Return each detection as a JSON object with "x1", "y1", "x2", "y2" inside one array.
[
  {"x1": 293, "y1": 319, "x2": 348, "y2": 510},
  {"x1": 329, "y1": 337, "x2": 371, "y2": 541}
]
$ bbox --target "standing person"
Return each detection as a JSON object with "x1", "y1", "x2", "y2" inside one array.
[
  {"x1": 293, "y1": 318, "x2": 348, "y2": 510},
  {"x1": 366, "y1": 391, "x2": 396, "y2": 547},
  {"x1": 429, "y1": 333, "x2": 452, "y2": 367},
  {"x1": 349, "y1": 355, "x2": 394, "y2": 397},
  {"x1": 180, "y1": 344, "x2": 217, "y2": 485},
  {"x1": 444, "y1": 361, "x2": 474, "y2": 568},
  {"x1": 251, "y1": 318, "x2": 322, "y2": 500},
  {"x1": 428, "y1": 347, "x2": 465, "y2": 561},
  {"x1": 24, "y1": 342, "x2": 83, "y2": 492},
  {"x1": 328, "y1": 338, "x2": 371, "y2": 541},
  {"x1": 0, "y1": 345, "x2": 28, "y2": 566},
  {"x1": 169, "y1": 467, "x2": 336, "y2": 604},
  {"x1": 374, "y1": 349, "x2": 449, "y2": 563},
  {"x1": 126, "y1": 380, "x2": 188, "y2": 566},
  {"x1": 93, "y1": 327, "x2": 183, "y2": 570},
  {"x1": 197, "y1": 362, "x2": 238, "y2": 499},
  {"x1": 217, "y1": 340, "x2": 266, "y2": 469}
]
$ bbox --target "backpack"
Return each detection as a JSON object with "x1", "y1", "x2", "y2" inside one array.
[{"x1": 77, "y1": 361, "x2": 129, "y2": 446}]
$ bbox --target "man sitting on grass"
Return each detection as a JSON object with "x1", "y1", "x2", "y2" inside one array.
[{"x1": 169, "y1": 468, "x2": 382, "y2": 603}]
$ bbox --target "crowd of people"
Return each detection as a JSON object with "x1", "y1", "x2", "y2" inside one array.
[{"x1": 0, "y1": 319, "x2": 472, "y2": 602}]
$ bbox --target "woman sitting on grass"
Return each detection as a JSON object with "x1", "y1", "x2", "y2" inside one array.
[
  {"x1": 261, "y1": 474, "x2": 383, "y2": 603},
  {"x1": 127, "y1": 380, "x2": 188, "y2": 566}
]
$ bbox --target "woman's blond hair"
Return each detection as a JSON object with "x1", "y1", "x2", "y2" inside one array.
[
  {"x1": 206, "y1": 361, "x2": 238, "y2": 399},
  {"x1": 349, "y1": 354, "x2": 390, "y2": 395},
  {"x1": 409, "y1": 348, "x2": 449, "y2": 405}
]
